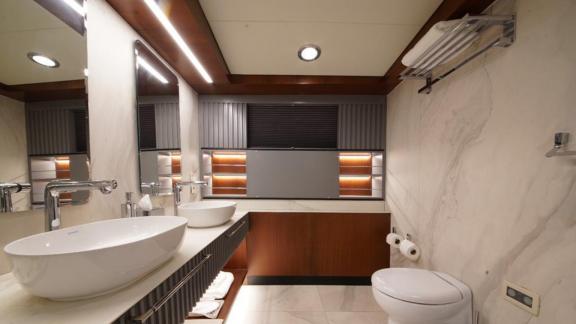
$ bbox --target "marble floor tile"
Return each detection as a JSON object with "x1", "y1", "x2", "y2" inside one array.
[
  {"x1": 325, "y1": 312, "x2": 388, "y2": 324},
  {"x1": 225, "y1": 310, "x2": 266, "y2": 324},
  {"x1": 228, "y1": 285, "x2": 270, "y2": 312},
  {"x1": 267, "y1": 286, "x2": 324, "y2": 311},
  {"x1": 317, "y1": 286, "x2": 381, "y2": 311},
  {"x1": 265, "y1": 312, "x2": 328, "y2": 324}
]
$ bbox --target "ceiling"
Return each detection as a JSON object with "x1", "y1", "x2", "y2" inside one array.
[
  {"x1": 108, "y1": 0, "x2": 496, "y2": 95},
  {"x1": 0, "y1": 0, "x2": 86, "y2": 86},
  {"x1": 199, "y1": 0, "x2": 443, "y2": 76}
]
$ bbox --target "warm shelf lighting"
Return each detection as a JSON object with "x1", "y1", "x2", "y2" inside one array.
[
  {"x1": 339, "y1": 175, "x2": 372, "y2": 180},
  {"x1": 136, "y1": 56, "x2": 169, "y2": 84},
  {"x1": 339, "y1": 155, "x2": 372, "y2": 162},
  {"x1": 212, "y1": 175, "x2": 247, "y2": 180},
  {"x1": 143, "y1": 0, "x2": 213, "y2": 83}
]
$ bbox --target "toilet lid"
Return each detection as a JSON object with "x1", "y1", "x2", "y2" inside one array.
[{"x1": 372, "y1": 268, "x2": 463, "y2": 305}]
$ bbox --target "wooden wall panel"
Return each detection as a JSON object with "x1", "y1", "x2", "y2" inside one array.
[
  {"x1": 247, "y1": 212, "x2": 390, "y2": 278},
  {"x1": 312, "y1": 213, "x2": 390, "y2": 276},
  {"x1": 247, "y1": 213, "x2": 314, "y2": 276}
]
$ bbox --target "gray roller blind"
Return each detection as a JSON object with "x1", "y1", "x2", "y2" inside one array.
[{"x1": 199, "y1": 102, "x2": 247, "y2": 148}]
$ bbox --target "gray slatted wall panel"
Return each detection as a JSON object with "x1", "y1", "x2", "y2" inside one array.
[
  {"x1": 154, "y1": 102, "x2": 180, "y2": 149},
  {"x1": 27, "y1": 108, "x2": 76, "y2": 155},
  {"x1": 338, "y1": 103, "x2": 385, "y2": 150},
  {"x1": 199, "y1": 102, "x2": 247, "y2": 148}
]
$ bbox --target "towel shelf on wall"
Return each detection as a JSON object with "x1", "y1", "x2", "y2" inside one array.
[{"x1": 400, "y1": 14, "x2": 516, "y2": 94}]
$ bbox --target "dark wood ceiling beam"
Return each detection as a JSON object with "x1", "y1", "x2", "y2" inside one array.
[
  {"x1": 0, "y1": 82, "x2": 25, "y2": 101},
  {"x1": 228, "y1": 75, "x2": 386, "y2": 86},
  {"x1": 106, "y1": 0, "x2": 230, "y2": 88},
  {"x1": 381, "y1": 0, "x2": 496, "y2": 94},
  {"x1": 203, "y1": 75, "x2": 388, "y2": 95},
  {"x1": 0, "y1": 80, "x2": 86, "y2": 102}
]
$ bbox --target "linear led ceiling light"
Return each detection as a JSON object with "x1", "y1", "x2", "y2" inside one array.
[
  {"x1": 61, "y1": 0, "x2": 85, "y2": 16},
  {"x1": 143, "y1": 0, "x2": 213, "y2": 83},
  {"x1": 137, "y1": 56, "x2": 169, "y2": 84}
]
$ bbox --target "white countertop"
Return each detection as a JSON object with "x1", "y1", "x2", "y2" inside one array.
[{"x1": 0, "y1": 212, "x2": 248, "y2": 324}]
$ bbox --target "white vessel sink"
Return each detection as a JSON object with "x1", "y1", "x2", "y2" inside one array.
[
  {"x1": 4, "y1": 216, "x2": 187, "y2": 301},
  {"x1": 178, "y1": 201, "x2": 236, "y2": 228}
]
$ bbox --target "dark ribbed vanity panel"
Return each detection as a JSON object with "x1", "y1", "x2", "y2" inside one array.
[{"x1": 112, "y1": 216, "x2": 249, "y2": 324}]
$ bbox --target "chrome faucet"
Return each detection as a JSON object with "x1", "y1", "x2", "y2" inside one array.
[
  {"x1": 173, "y1": 180, "x2": 207, "y2": 215},
  {"x1": 44, "y1": 180, "x2": 118, "y2": 231},
  {"x1": 0, "y1": 182, "x2": 31, "y2": 213}
]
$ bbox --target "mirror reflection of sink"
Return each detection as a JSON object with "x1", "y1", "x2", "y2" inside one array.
[
  {"x1": 178, "y1": 201, "x2": 236, "y2": 228},
  {"x1": 4, "y1": 216, "x2": 187, "y2": 301}
]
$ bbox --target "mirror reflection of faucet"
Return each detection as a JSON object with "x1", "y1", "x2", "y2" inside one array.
[
  {"x1": 44, "y1": 180, "x2": 118, "y2": 231},
  {"x1": 0, "y1": 183, "x2": 31, "y2": 213}
]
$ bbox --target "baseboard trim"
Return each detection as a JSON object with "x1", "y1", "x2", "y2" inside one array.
[{"x1": 246, "y1": 276, "x2": 372, "y2": 285}]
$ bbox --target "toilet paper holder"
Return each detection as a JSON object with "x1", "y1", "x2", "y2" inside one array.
[{"x1": 391, "y1": 226, "x2": 414, "y2": 241}]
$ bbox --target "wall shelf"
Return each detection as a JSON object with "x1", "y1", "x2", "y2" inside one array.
[{"x1": 203, "y1": 151, "x2": 248, "y2": 197}]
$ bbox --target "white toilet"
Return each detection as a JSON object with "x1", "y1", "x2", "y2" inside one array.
[{"x1": 371, "y1": 268, "x2": 472, "y2": 324}]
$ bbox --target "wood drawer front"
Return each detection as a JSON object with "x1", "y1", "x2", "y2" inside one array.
[{"x1": 247, "y1": 212, "x2": 390, "y2": 278}]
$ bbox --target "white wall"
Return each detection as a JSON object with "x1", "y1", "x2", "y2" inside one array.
[
  {"x1": 0, "y1": 0, "x2": 200, "y2": 274},
  {"x1": 0, "y1": 95, "x2": 29, "y2": 211},
  {"x1": 386, "y1": 0, "x2": 576, "y2": 323}
]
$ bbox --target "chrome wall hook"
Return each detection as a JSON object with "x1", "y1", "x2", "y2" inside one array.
[{"x1": 545, "y1": 132, "x2": 576, "y2": 158}]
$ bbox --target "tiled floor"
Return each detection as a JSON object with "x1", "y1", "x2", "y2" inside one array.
[{"x1": 225, "y1": 285, "x2": 388, "y2": 324}]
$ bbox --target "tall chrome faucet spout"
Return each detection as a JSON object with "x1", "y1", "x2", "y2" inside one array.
[
  {"x1": 44, "y1": 180, "x2": 118, "y2": 231},
  {"x1": 173, "y1": 180, "x2": 207, "y2": 215}
]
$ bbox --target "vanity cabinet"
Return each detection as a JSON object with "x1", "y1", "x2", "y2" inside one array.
[
  {"x1": 246, "y1": 212, "x2": 390, "y2": 283},
  {"x1": 113, "y1": 215, "x2": 249, "y2": 324}
]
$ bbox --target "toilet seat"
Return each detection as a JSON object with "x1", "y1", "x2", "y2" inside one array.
[{"x1": 372, "y1": 268, "x2": 463, "y2": 305}]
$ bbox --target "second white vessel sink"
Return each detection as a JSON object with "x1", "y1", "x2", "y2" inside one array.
[
  {"x1": 4, "y1": 216, "x2": 187, "y2": 300},
  {"x1": 178, "y1": 201, "x2": 236, "y2": 228}
]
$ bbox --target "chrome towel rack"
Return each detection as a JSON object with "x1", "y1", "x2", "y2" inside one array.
[{"x1": 400, "y1": 14, "x2": 516, "y2": 94}]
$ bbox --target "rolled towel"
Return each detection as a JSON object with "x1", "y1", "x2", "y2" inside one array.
[{"x1": 402, "y1": 19, "x2": 477, "y2": 68}]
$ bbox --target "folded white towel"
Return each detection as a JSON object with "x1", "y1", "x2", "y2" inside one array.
[
  {"x1": 188, "y1": 300, "x2": 224, "y2": 319},
  {"x1": 402, "y1": 19, "x2": 477, "y2": 69},
  {"x1": 203, "y1": 272, "x2": 234, "y2": 300}
]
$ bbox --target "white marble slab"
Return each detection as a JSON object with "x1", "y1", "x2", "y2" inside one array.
[
  {"x1": 0, "y1": 212, "x2": 248, "y2": 324},
  {"x1": 386, "y1": 0, "x2": 576, "y2": 322}
]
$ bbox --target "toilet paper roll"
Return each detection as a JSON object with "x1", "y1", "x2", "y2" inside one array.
[
  {"x1": 386, "y1": 233, "x2": 403, "y2": 248},
  {"x1": 399, "y1": 239, "x2": 421, "y2": 261}
]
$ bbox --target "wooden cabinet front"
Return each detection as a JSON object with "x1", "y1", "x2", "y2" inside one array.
[{"x1": 247, "y1": 212, "x2": 390, "y2": 279}]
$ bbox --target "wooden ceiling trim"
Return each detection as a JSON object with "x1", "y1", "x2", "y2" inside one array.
[
  {"x1": 1, "y1": 80, "x2": 86, "y2": 102},
  {"x1": 381, "y1": 0, "x2": 496, "y2": 94},
  {"x1": 106, "y1": 0, "x2": 230, "y2": 88}
]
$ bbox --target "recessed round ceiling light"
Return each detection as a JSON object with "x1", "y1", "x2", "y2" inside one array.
[
  {"x1": 27, "y1": 52, "x2": 60, "y2": 68},
  {"x1": 298, "y1": 45, "x2": 321, "y2": 62}
]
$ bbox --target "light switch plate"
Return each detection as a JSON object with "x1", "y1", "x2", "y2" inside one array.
[{"x1": 503, "y1": 281, "x2": 540, "y2": 316}]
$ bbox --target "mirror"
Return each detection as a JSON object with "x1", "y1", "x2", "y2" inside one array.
[
  {"x1": 0, "y1": 0, "x2": 90, "y2": 212},
  {"x1": 134, "y1": 41, "x2": 180, "y2": 196}
]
